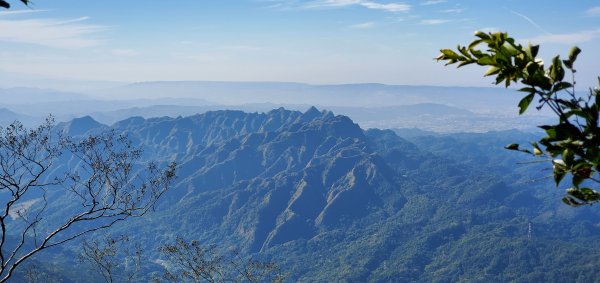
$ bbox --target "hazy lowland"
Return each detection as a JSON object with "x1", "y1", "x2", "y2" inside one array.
[
  {"x1": 0, "y1": 81, "x2": 551, "y2": 132},
  {"x1": 4, "y1": 80, "x2": 600, "y2": 282}
]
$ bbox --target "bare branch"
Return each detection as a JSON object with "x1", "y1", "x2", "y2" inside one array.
[{"x1": 0, "y1": 118, "x2": 176, "y2": 282}]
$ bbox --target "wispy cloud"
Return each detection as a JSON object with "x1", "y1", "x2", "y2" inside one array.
[
  {"x1": 421, "y1": 19, "x2": 450, "y2": 25},
  {"x1": 306, "y1": 0, "x2": 361, "y2": 7},
  {"x1": 219, "y1": 45, "x2": 262, "y2": 51},
  {"x1": 349, "y1": 21, "x2": 375, "y2": 29},
  {"x1": 441, "y1": 8, "x2": 464, "y2": 13},
  {"x1": 510, "y1": 10, "x2": 551, "y2": 35},
  {"x1": 111, "y1": 49, "x2": 139, "y2": 56},
  {"x1": 528, "y1": 29, "x2": 600, "y2": 44},
  {"x1": 585, "y1": 6, "x2": 600, "y2": 17},
  {"x1": 508, "y1": 9, "x2": 600, "y2": 45},
  {"x1": 0, "y1": 17, "x2": 105, "y2": 48},
  {"x1": 421, "y1": 0, "x2": 446, "y2": 6},
  {"x1": 0, "y1": 9, "x2": 50, "y2": 15},
  {"x1": 262, "y1": 0, "x2": 302, "y2": 10},
  {"x1": 302, "y1": 0, "x2": 411, "y2": 13},
  {"x1": 54, "y1": 16, "x2": 92, "y2": 25},
  {"x1": 359, "y1": 2, "x2": 410, "y2": 12}
]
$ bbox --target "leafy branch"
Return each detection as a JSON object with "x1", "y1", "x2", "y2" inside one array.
[
  {"x1": 437, "y1": 31, "x2": 600, "y2": 206},
  {"x1": 0, "y1": 0, "x2": 29, "y2": 9}
]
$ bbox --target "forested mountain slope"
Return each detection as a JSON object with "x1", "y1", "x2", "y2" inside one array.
[{"x1": 18, "y1": 108, "x2": 600, "y2": 282}]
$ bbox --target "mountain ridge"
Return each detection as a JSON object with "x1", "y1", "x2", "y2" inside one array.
[{"x1": 15, "y1": 107, "x2": 600, "y2": 282}]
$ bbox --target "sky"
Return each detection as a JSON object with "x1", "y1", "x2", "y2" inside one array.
[{"x1": 0, "y1": 0, "x2": 599, "y2": 88}]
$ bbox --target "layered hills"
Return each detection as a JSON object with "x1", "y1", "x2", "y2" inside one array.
[
  {"x1": 0, "y1": 82, "x2": 552, "y2": 133},
  {"x1": 16, "y1": 107, "x2": 600, "y2": 282}
]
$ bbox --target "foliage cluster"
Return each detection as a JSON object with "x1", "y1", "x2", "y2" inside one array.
[
  {"x1": 437, "y1": 31, "x2": 600, "y2": 206},
  {"x1": 0, "y1": 0, "x2": 27, "y2": 9}
]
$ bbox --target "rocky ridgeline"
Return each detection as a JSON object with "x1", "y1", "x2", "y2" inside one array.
[{"x1": 43, "y1": 107, "x2": 600, "y2": 282}]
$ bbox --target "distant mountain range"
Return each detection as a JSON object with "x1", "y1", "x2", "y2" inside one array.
[
  {"x1": 95, "y1": 81, "x2": 522, "y2": 114},
  {"x1": 0, "y1": 81, "x2": 553, "y2": 133},
  {"x1": 0, "y1": 107, "x2": 37, "y2": 126},
  {"x1": 19, "y1": 107, "x2": 600, "y2": 282}
]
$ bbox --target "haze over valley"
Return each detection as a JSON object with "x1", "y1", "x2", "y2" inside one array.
[{"x1": 0, "y1": 81, "x2": 551, "y2": 133}]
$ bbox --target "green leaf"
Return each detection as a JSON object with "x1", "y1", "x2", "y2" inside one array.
[
  {"x1": 563, "y1": 46, "x2": 582, "y2": 71},
  {"x1": 544, "y1": 145, "x2": 563, "y2": 157},
  {"x1": 579, "y1": 188, "x2": 600, "y2": 197},
  {"x1": 495, "y1": 73, "x2": 506, "y2": 85},
  {"x1": 527, "y1": 43, "x2": 539, "y2": 59},
  {"x1": 458, "y1": 45, "x2": 471, "y2": 57},
  {"x1": 467, "y1": 40, "x2": 484, "y2": 52},
  {"x1": 552, "y1": 82, "x2": 572, "y2": 93},
  {"x1": 549, "y1": 56, "x2": 565, "y2": 83},
  {"x1": 539, "y1": 125, "x2": 557, "y2": 139},
  {"x1": 563, "y1": 59, "x2": 573, "y2": 70},
  {"x1": 494, "y1": 51, "x2": 509, "y2": 64},
  {"x1": 518, "y1": 93, "x2": 535, "y2": 114},
  {"x1": 553, "y1": 159, "x2": 566, "y2": 167},
  {"x1": 457, "y1": 61, "x2": 474, "y2": 68},
  {"x1": 525, "y1": 61, "x2": 540, "y2": 77},
  {"x1": 572, "y1": 174, "x2": 585, "y2": 187},
  {"x1": 439, "y1": 49, "x2": 460, "y2": 60},
  {"x1": 474, "y1": 31, "x2": 490, "y2": 40},
  {"x1": 568, "y1": 46, "x2": 581, "y2": 63},
  {"x1": 553, "y1": 123, "x2": 582, "y2": 140},
  {"x1": 518, "y1": 87, "x2": 536, "y2": 94},
  {"x1": 565, "y1": 109, "x2": 587, "y2": 120},
  {"x1": 470, "y1": 49, "x2": 484, "y2": 58},
  {"x1": 477, "y1": 56, "x2": 495, "y2": 65},
  {"x1": 553, "y1": 166, "x2": 566, "y2": 186},
  {"x1": 562, "y1": 196, "x2": 581, "y2": 206},
  {"x1": 562, "y1": 148, "x2": 574, "y2": 166},
  {"x1": 484, "y1": 66, "x2": 501, "y2": 76},
  {"x1": 565, "y1": 187, "x2": 600, "y2": 205},
  {"x1": 502, "y1": 44, "x2": 519, "y2": 56},
  {"x1": 505, "y1": 144, "x2": 520, "y2": 150}
]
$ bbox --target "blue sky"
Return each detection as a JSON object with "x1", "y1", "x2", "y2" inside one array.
[{"x1": 0, "y1": 0, "x2": 599, "y2": 88}]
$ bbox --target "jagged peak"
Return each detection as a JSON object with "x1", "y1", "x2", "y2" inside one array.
[
  {"x1": 267, "y1": 107, "x2": 288, "y2": 114},
  {"x1": 305, "y1": 106, "x2": 320, "y2": 115},
  {"x1": 61, "y1": 116, "x2": 107, "y2": 136},
  {"x1": 294, "y1": 106, "x2": 324, "y2": 124},
  {"x1": 112, "y1": 116, "x2": 146, "y2": 128},
  {"x1": 321, "y1": 109, "x2": 334, "y2": 120},
  {"x1": 69, "y1": 115, "x2": 102, "y2": 126}
]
